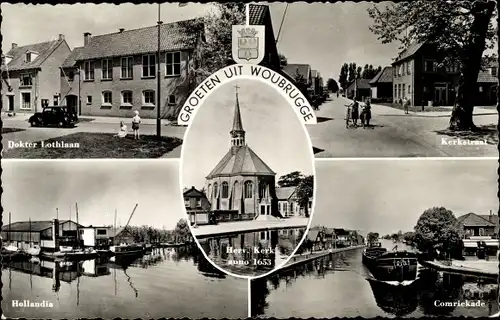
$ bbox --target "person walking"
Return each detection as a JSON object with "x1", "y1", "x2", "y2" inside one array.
[
  {"x1": 361, "y1": 98, "x2": 372, "y2": 128},
  {"x1": 132, "y1": 110, "x2": 141, "y2": 140},
  {"x1": 345, "y1": 103, "x2": 352, "y2": 129},
  {"x1": 351, "y1": 98, "x2": 359, "y2": 127},
  {"x1": 403, "y1": 97, "x2": 409, "y2": 114}
]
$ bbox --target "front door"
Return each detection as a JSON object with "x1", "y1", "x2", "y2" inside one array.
[
  {"x1": 7, "y1": 95, "x2": 14, "y2": 111},
  {"x1": 434, "y1": 86, "x2": 447, "y2": 105},
  {"x1": 66, "y1": 95, "x2": 77, "y2": 114}
]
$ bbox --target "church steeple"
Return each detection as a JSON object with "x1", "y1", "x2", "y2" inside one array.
[{"x1": 230, "y1": 84, "x2": 245, "y2": 153}]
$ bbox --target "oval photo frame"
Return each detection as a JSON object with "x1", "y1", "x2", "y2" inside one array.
[{"x1": 179, "y1": 65, "x2": 317, "y2": 279}]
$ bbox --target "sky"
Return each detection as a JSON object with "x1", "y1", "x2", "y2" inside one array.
[
  {"x1": 313, "y1": 159, "x2": 498, "y2": 236},
  {"x1": 1, "y1": 2, "x2": 402, "y2": 82},
  {"x1": 181, "y1": 79, "x2": 314, "y2": 189},
  {"x1": 2, "y1": 160, "x2": 184, "y2": 229}
]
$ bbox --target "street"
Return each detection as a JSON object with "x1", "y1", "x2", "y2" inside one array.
[{"x1": 308, "y1": 96, "x2": 498, "y2": 157}]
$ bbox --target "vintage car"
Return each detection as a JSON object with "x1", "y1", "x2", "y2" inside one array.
[{"x1": 28, "y1": 106, "x2": 78, "y2": 127}]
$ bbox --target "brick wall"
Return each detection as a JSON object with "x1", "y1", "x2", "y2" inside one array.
[
  {"x1": 66, "y1": 50, "x2": 192, "y2": 119},
  {"x1": 38, "y1": 41, "x2": 72, "y2": 108}
]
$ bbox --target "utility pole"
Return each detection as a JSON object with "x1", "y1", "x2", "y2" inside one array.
[{"x1": 157, "y1": 4, "x2": 163, "y2": 140}]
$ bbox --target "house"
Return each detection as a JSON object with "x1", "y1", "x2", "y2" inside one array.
[
  {"x1": 60, "y1": 19, "x2": 205, "y2": 120},
  {"x1": 369, "y1": 66, "x2": 393, "y2": 102},
  {"x1": 306, "y1": 227, "x2": 324, "y2": 251},
  {"x1": 1, "y1": 35, "x2": 71, "y2": 114},
  {"x1": 80, "y1": 226, "x2": 113, "y2": 248},
  {"x1": 282, "y1": 63, "x2": 313, "y2": 99},
  {"x1": 275, "y1": 186, "x2": 313, "y2": 218},
  {"x1": 321, "y1": 227, "x2": 336, "y2": 249},
  {"x1": 248, "y1": 4, "x2": 281, "y2": 71},
  {"x1": 346, "y1": 78, "x2": 371, "y2": 102},
  {"x1": 333, "y1": 228, "x2": 350, "y2": 247},
  {"x1": 184, "y1": 186, "x2": 211, "y2": 225},
  {"x1": 109, "y1": 227, "x2": 135, "y2": 245},
  {"x1": 456, "y1": 211, "x2": 498, "y2": 256},
  {"x1": 392, "y1": 42, "x2": 498, "y2": 107},
  {"x1": 1, "y1": 219, "x2": 82, "y2": 252}
]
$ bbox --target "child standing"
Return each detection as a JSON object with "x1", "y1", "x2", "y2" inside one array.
[
  {"x1": 345, "y1": 103, "x2": 352, "y2": 129},
  {"x1": 132, "y1": 110, "x2": 141, "y2": 140}
]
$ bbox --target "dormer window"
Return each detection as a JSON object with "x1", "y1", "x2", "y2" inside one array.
[
  {"x1": 25, "y1": 51, "x2": 39, "y2": 63},
  {"x1": 26, "y1": 52, "x2": 32, "y2": 62}
]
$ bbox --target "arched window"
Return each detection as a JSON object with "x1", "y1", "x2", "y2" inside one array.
[
  {"x1": 121, "y1": 90, "x2": 133, "y2": 105},
  {"x1": 221, "y1": 181, "x2": 229, "y2": 198},
  {"x1": 213, "y1": 182, "x2": 218, "y2": 198},
  {"x1": 207, "y1": 184, "x2": 211, "y2": 199},
  {"x1": 233, "y1": 181, "x2": 239, "y2": 199},
  {"x1": 259, "y1": 182, "x2": 267, "y2": 198},
  {"x1": 244, "y1": 181, "x2": 253, "y2": 199}
]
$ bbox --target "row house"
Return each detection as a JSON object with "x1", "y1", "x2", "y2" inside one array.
[
  {"x1": 183, "y1": 186, "x2": 211, "y2": 225},
  {"x1": 282, "y1": 63, "x2": 313, "y2": 99},
  {"x1": 1, "y1": 34, "x2": 71, "y2": 114},
  {"x1": 392, "y1": 42, "x2": 498, "y2": 107},
  {"x1": 369, "y1": 66, "x2": 393, "y2": 102},
  {"x1": 456, "y1": 211, "x2": 498, "y2": 257},
  {"x1": 346, "y1": 78, "x2": 371, "y2": 102},
  {"x1": 275, "y1": 186, "x2": 313, "y2": 218},
  {"x1": 60, "y1": 19, "x2": 205, "y2": 119}
]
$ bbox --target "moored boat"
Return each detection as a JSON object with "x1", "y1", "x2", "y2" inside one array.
[
  {"x1": 110, "y1": 243, "x2": 144, "y2": 256},
  {"x1": 362, "y1": 242, "x2": 418, "y2": 283},
  {"x1": 26, "y1": 245, "x2": 41, "y2": 256}
]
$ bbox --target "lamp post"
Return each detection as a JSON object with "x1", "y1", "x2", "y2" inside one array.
[
  {"x1": 157, "y1": 4, "x2": 163, "y2": 139},
  {"x1": 78, "y1": 67, "x2": 82, "y2": 116}
]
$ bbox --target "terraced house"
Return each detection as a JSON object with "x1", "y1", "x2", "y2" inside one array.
[
  {"x1": 1, "y1": 34, "x2": 71, "y2": 114},
  {"x1": 60, "y1": 19, "x2": 204, "y2": 119}
]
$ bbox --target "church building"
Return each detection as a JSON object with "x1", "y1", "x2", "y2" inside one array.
[{"x1": 204, "y1": 88, "x2": 281, "y2": 222}]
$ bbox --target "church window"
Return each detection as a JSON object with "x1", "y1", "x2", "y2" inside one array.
[
  {"x1": 213, "y1": 182, "x2": 218, "y2": 198},
  {"x1": 207, "y1": 184, "x2": 211, "y2": 199},
  {"x1": 221, "y1": 182, "x2": 229, "y2": 198},
  {"x1": 244, "y1": 181, "x2": 253, "y2": 198},
  {"x1": 259, "y1": 182, "x2": 267, "y2": 198},
  {"x1": 233, "y1": 181, "x2": 239, "y2": 198}
]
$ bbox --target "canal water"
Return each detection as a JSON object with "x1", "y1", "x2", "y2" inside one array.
[
  {"x1": 199, "y1": 228, "x2": 305, "y2": 277},
  {"x1": 251, "y1": 243, "x2": 499, "y2": 318},
  {"x1": 2, "y1": 247, "x2": 248, "y2": 319}
]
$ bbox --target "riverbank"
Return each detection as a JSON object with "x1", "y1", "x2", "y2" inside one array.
[
  {"x1": 282, "y1": 245, "x2": 366, "y2": 270},
  {"x1": 420, "y1": 259, "x2": 498, "y2": 278}
]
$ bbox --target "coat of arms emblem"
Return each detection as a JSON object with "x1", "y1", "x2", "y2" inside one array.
[{"x1": 232, "y1": 25, "x2": 265, "y2": 65}]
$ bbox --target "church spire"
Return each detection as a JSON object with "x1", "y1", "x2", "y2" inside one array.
[{"x1": 230, "y1": 84, "x2": 245, "y2": 153}]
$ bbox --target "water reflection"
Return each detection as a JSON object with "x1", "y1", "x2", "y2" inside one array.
[
  {"x1": 2, "y1": 246, "x2": 247, "y2": 319},
  {"x1": 201, "y1": 228, "x2": 304, "y2": 276},
  {"x1": 251, "y1": 249, "x2": 499, "y2": 318}
]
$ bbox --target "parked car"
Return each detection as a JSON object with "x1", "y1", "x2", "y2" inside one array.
[{"x1": 28, "y1": 106, "x2": 78, "y2": 127}]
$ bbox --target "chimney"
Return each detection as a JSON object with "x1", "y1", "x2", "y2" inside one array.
[
  {"x1": 84, "y1": 32, "x2": 92, "y2": 46},
  {"x1": 119, "y1": 28, "x2": 125, "y2": 33},
  {"x1": 11, "y1": 43, "x2": 17, "y2": 49},
  {"x1": 489, "y1": 209, "x2": 493, "y2": 222},
  {"x1": 58, "y1": 34, "x2": 65, "y2": 41}
]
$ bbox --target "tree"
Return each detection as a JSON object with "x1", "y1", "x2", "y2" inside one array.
[
  {"x1": 361, "y1": 64, "x2": 370, "y2": 79},
  {"x1": 278, "y1": 171, "x2": 304, "y2": 187},
  {"x1": 368, "y1": 1, "x2": 497, "y2": 131},
  {"x1": 413, "y1": 207, "x2": 462, "y2": 259},
  {"x1": 165, "y1": 4, "x2": 245, "y2": 120},
  {"x1": 278, "y1": 53, "x2": 288, "y2": 67},
  {"x1": 367, "y1": 232, "x2": 379, "y2": 244},
  {"x1": 348, "y1": 63, "x2": 357, "y2": 83},
  {"x1": 356, "y1": 66, "x2": 362, "y2": 79},
  {"x1": 327, "y1": 78, "x2": 339, "y2": 93},
  {"x1": 339, "y1": 63, "x2": 349, "y2": 90},
  {"x1": 174, "y1": 218, "x2": 191, "y2": 243},
  {"x1": 295, "y1": 175, "x2": 314, "y2": 218}
]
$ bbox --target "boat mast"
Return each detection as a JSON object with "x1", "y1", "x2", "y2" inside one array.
[
  {"x1": 75, "y1": 203, "x2": 79, "y2": 248},
  {"x1": 114, "y1": 209, "x2": 117, "y2": 246},
  {"x1": 29, "y1": 217, "x2": 31, "y2": 248},
  {"x1": 8, "y1": 212, "x2": 11, "y2": 243}
]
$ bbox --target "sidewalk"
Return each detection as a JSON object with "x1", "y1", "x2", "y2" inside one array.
[
  {"x1": 367, "y1": 102, "x2": 496, "y2": 118},
  {"x1": 283, "y1": 245, "x2": 365, "y2": 269},
  {"x1": 192, "y1": 217, "x2": 309, "y2": 239}
]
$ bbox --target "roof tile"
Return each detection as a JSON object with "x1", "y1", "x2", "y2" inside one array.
[
  {"x1": 370, "y1": 66, "x2": 393, "y2": 84},
  {"x1": 2, "y1": 39, "x2": 64, "y2": 71},
  {"x1": 206, "y1": 146, "x2": 275, "y2": 179},
  {"x1": 76, "y1": 19, "x2": 203, "y2": 61}
]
